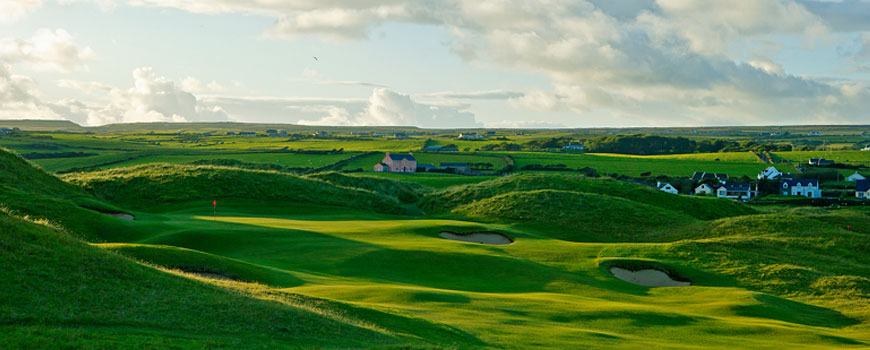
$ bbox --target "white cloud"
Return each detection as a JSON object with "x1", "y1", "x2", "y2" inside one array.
[
  {"x1": 0, "y1": 62, "x2": 56, "y2": 119},
  {"x1": 0, "y1": 28, "x2": 95, "y2": 72},
  {"x1": 0, "y1": 0, "x2": 42, "y2": 23},
  {"x1": 299, "y1": 88, "x2": 480, "y2": 127},
  {"x1": 181, "y1": 76, "x2": 225, "y2": 92},
  {"x1": 419, "y1": 89, "x2": 524, "y2": 100}
]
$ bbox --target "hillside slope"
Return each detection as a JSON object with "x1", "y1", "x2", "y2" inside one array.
[
  {"x1": 422, "y1": 174, "x2": 755, "y2": 220},
  {"x1": 65, "y1": 163, "x2": 407, "y2": 214},
  {"x1": 453, "y1": 189, "x2": 697, "y2": 242},
  {"x1": 0, "y1": 209, "x2": 482, "y2": 349}
]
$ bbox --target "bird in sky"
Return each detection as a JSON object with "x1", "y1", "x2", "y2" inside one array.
[{"x1": 313, "y1": 56, "x2": 318, "y2": 61}]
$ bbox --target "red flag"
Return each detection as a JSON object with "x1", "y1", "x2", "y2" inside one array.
[{"x1": 213, "y1": 200, "x2": 216, "y2": 207}]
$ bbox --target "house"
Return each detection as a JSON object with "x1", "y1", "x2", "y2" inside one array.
[
  {"x1": 808, "y1": 158, "x2": 834, "y2": 166},
  {"x1": 780, "y1": 179, "x2": 821, "y2": 198},
  {"x1": 656, "y1": 182, "x2": 679, "y2": 195},
  {"x1": 562, "y1": 143, "x2": 585, "y2": 151},
  {"x1": 440, "y1": 162, "x2": 468, "y2": 170},
  {"x1": 846, "y1": 171, "x2": 866, "y2": 182},
  {"x1": 313, "y1": 131, "x2": 329, "y2": 138},
  {"x1": 373, "y1": 152, "x2": 417, "y2": 173},
  {"x1": 856, "y1": 180, "x2": 870, "y2": 199},
  {"x1": 515, "y1": 131, "x2": 526, "y2": 136},
  {"x1": 372, "y1": 132, "x2": 392, "y2": 137},
  {"x1": 1, "y1": 127, "x2": 14, "y2": 135},
  {"x1": 695, "y1": 183, "x2": 714, "y2": 195},
  {"x1": 862, "y1": 145, "x2": 870, "y2": 151},
  {"x1": 226, "y1": 131, "x2": 236, "y2": 135},
  {"x1": 238, "y1": 132, "x2": 256, "y2": 137},
  {"x1": 266, "y1": 129, "x2": 277, "y2": 134},
  {"x1": 458, "y1": 133, "x2": 483, "y2": 140},
  {"x1": 714, "y1": 182, "x2": 753, "y2": 200},
  {"x1": 691, "y1": 172, "x2": 729, "y2": 182},
  {"x1": 268, "y1": 130, "x2": 288, "y2": 137},
  {"x1": 350, "y1": 131, "x2": 370, "y2": 136},
  {"x1": 417, "y1": 164, "x2": 437, "y2": 172},
  {"x1": 486, "y1": 131, "x2": 496, "y2": 136},
  {"x1": 757, "y1": 166, "x2": 783, "y2": 180}
]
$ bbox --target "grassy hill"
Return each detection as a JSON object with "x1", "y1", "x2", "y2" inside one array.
[
  {"x1": 422, "y1": 174, "x2": 756, "y2": 220},
  {"x1": 0, "y1": 209, "x2": 480, "y2": 349},
  {"x1": 305, "y1": 171, "x2": 428, "y2": 203},
  {"x1": 65, "y1": 163, "x2": 407, "y2": 214},
  {"x1": 452, "y1": 189, "x2": 697, "y2": 242}
]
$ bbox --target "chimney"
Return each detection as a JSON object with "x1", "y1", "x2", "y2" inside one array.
[
  {"x1": 409, "y1": 151, "x2": 413, "y2": 156},
  {"x1": 385, "y1": 152, "x2": 390, "y2": 157}
]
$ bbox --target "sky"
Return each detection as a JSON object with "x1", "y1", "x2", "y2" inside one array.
[{"x1": 1, "y1": 0, "x2": 869, "y2": 128}]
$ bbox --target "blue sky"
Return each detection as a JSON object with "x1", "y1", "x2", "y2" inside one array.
[{"x1": 1, "y1": 0, "x2": 868, "y2": 128}]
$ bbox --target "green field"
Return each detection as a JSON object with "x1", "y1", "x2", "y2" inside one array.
[
  {"x1": 2, "y1": 124, "x2": 870, "y2": 349},
  {"x1": 509, "y1": 152, "x2": 788, "y2": 177},
  {"x1": 772, "y1": 151, "x2": 870, "y2": 166}
]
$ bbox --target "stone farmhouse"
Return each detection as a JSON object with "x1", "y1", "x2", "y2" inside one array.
[{"x1": 373, "y1": 152, "x2": 417, "y2": 173}]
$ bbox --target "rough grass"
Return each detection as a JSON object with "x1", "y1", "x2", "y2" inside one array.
[
  {"x1": 422, "y1": 174, "x2": 756, "y2": 220},
  {"x1": 452, "y1": 189, "x2": 696, "y2": 242},
  {"x1": 305, "y1": 171, "x2": 428, "y2": 203},
  {"x1": 64, "y1": 163, "x2": 406, "y2": 214}
]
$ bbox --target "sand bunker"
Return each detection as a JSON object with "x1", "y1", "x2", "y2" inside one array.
[
  {"x1": 106, "y1": 213, "x2": 134, "y2": 220},
  {"x1": 610, "y1": 266, "x2": 690, "y2": 287},
  {"x1": 439, "y1": 231, "x2": 513, "y2": 245}
]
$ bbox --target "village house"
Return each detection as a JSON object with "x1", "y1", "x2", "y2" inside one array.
[
  {"x1": 757, "y1": 166, "x2": 783, "y2": 180},
  {"x1": 846, "y1": 171, "x2": 866, "y2": 182},
  {"x1": 691, "y1": 172, "x2": 728, "y2": 182},
  {"x1": 780, "y1": 179, "x2": 822, "y2": 198},
  {"x1": 373, "y1": 152, "x2": 417, "y2": 173},
  {"x1": 856, "y1": 180, "x2": 870, "y2": 199},
  {"x1": 458, "y1": 133, "x2": 483, "y2": 140},
  {"x1": 694, "y1": 183, "x2": 714, "y2": 195},
  {"x1": 808, "y1": 158, "x2": 834, "y2": 166},
  {"x1": 0, "y1": 127, "x2": 13, "y2": 135},
  {"x1": 863, "y1": 145, "x2": 870, "y2": 151},
  {"x1": 656, "y1": 182, "x2": 679, "y2": 195},
  {"x1": 714, "y1": 183, "x2": 753, "y2": 200},
  {"x1": 238, "y1": 132, "x2": 256, "y2": 137},
  {"x1": 562, "y1": 143, "x2": 585, "y2": 151}
]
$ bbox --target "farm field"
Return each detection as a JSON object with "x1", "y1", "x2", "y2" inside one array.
[
  {"x1": 92, "y1": 152, "x2": 359, "y2": 170},
  {"x1": 772, "y1": 151, "x2": 870, "y2": 166},
  {"x1": 339, "y1": 152, "x2": 511, "y2": 171},
  {"x1": 509, "y1": 152, "x2": 791, "y2": 177}
]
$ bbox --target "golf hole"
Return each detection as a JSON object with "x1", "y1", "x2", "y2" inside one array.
[
  {"x1": 439, "y1": 231, "x2": 513, "y2": 245},
  {"x1": 610, "y1": 266, "x2": 691, "y2": 287}
]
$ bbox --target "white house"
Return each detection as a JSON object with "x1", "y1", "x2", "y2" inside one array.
[
  {"x1": 562, "y1": 143, "x2": 585, "y2": 151},
  {"x1": 458, "y1": 133, "x2": 483, "y2": 140},
  {"x1": 857, "y1": 180, "x2": 870, "y2": 199},
  {"x1": 714, "y1": 183, "x2": 753, "y2": 200},
  {"x1": 863, "y1": 145, "x2": 870, "y2": 151},
  {"x1": 846, "y1": 171, "x2": 866, "y2": 182},
  {"x1": 758, "y1": 166, "x2": 783, "y2": 180},
  {"x1": 780, "y1": 179, "x2": 821, "y2": 198},
  {"x1": 656, "y1": 182, "x2": 679, "y2": 195},
  {"x1": 695, "y1": 183, "x2": 714, "y2": 195}
]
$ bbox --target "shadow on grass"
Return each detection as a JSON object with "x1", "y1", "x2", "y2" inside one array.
[
  {"x1": 735, "y1": 294, "x2": 860, "y2": 328},
  {"x1": 549, "y1": 310, "x2": 699, "y2": 327}
]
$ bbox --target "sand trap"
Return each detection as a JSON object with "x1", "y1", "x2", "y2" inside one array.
[
  {"x1": 439, "y1": 231, "x2": 513, "y2": 245},
  {"x1": 106, "y1": 213, "x2": 134, "y2": 220},
  {"x1": 610, "y1": 266, "x2": 690, "y2": 287}
]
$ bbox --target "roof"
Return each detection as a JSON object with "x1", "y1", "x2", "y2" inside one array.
[
  {"x1": 781, "y1": 179, "x2": 819, "y2": 186},
  {"x1": 417, "y1": 164, "x2": 437, "y2": 169},
  {"x1": 691, "y1": 172, "x2": 729, "y2": 180},
  {"x1": 423, "y1": 146, "x2": 442, "y2": 150},
  {"x1": 440, "y1": 163, "x2": 468, "y2": 168},
  {"x1": 718, "y1": 182, "x2": 751, "y2": 191},
  {"x1": 388, "y1": 154, "x2": 415, "y2": 161},
  {"x1": 857, "y1": 179, "x2": 870, "y2": 192}
]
